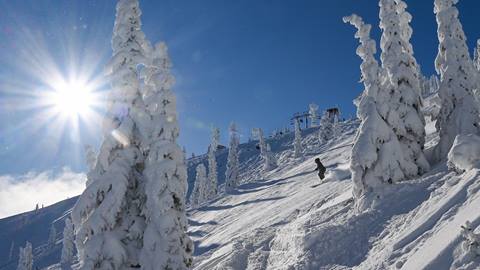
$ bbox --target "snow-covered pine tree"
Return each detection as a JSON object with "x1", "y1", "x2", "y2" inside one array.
[
  {"x1": 139, "y1": 41, "x2": 193, "y2": 269},
  {"x1": 84, "y1": 145, "x2": 96, "y2": 172},
  {"x1": 378, "y1": 0, "x2": 429, "y2": 176},
  {"x1": 190, "y1": 164, "x2": 207, "y2": 207},
  {"x1": 257, "y1": 128, "x2": 267, "y2": 157},
  {"x1": 61, "y1": 218, "x2": 75, "y2": 267},
  {"x1": 309, "y1": 103, "x2": 319, "y2": 127},
  {"x1": 264, "y1": 143, "x2": 277, "y2": 171},
  {"x1": 433, "y1": 0, "x2": 480, "y2": 160},
  {"x1": 71, "y1": 0, "x2": 152, "y2": 268},
  {"x1": 294, "y1": 119, "x2": 303, "y2": 158},
  {"x1": 225, "y1": 122, "x2": 240, "y2": 192},
  {"x1": 332, "y1": 113, "x2": 340, "y2": 138},
  {"x1": 319, "y1": 111, "x2": 333, "y2": 143},
  {"x1": 206, "y1": 127, "x2": 220, "y2": 199},
  {"x1": 344, "y1": 14, "x2": 409, "y2": 212},
  {"x1": 473, "y1": 39, "x2": 480, "y2": 71},
  {"x1": 48, "y1": 224, "x2": 56, "y2": 249},
  {"x1": 17, "y1": 242, "x2": 32, "y2": 270}
]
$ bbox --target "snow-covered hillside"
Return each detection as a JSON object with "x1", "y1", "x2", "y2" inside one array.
[{"x1": 1, "y1": 117, "x2": 480, "y2": 269}]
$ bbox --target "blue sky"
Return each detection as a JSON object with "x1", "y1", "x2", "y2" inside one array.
[{"x1": 1, "y1": 0, "x2": 480, "y2": 175}]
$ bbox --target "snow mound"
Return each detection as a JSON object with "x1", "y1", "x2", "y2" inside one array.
[{"x1": 448, "y1": 134, "x2": 480, "y2": 172}]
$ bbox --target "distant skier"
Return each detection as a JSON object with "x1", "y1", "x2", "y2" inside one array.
[{"x1": 314, "y1": 158, "x2": 326, "y2": 180}]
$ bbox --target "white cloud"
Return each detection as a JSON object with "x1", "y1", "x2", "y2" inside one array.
[{"x1": 0, "y1": 168, "x2": 86, "y2": 219}]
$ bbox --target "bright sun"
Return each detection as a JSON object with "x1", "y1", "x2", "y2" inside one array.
[{"x1": 51, "y1": 80, "x2": 94, "y2": 117}]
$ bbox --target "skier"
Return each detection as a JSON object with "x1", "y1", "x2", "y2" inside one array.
[{"x1": 314, "y1": 158, "x2": 326, "y2": 180}]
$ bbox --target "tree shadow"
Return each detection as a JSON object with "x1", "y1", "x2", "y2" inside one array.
[
  {"x1": 194, "y1": 241, "x2": 221, "y2": 256},
  {"x1": 198, "y1": 196, "x2": 287, "y2": 211},
  {"x1": 188, "y1": 229, "x2": 209, "y2": 237},
  {"x1": 188, "y1": 219, "x2": 218, "y2": 227}
]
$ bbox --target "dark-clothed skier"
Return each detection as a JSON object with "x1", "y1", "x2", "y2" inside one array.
[{"x1": 314, "y1": 158, "x2": 326, "y2": 180}]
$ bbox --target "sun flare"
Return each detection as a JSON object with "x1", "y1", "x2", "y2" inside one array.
[{"x1": 51, "y1": 80, "x2": 94, "y2": 117}]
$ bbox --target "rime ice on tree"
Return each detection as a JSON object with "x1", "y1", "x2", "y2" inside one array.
[
  {"x1": 191, "y1": 164, "x2": 208, "y2": 207},
  {"x1": 61, "y1": 218, "x2": 75, "y2": 267},
  {"x1": 433, "y1": 0, "x2": 480, "y2": 160},
  {"x1": 345, "y1": 14, "x2": 408, "y2": 212},
  {"x1": 294, "y1": 119, "x2": 303, "y2": 158},
  {"x1": 207, "y1": 127, "x2": 220, "y2": 199},
  {"x1": 378, "y1": 0, "x2": 429, "y2": 176},
  {"x1": 225, "y1": 122, "x2": 240, "y2": 192}
]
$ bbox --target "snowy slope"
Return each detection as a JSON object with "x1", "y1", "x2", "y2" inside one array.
[{"x1": 2, "y1": 116, "x2": 480, "y2": 270}]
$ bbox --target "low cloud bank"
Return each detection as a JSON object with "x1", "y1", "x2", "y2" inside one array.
[{"x1": 0, "y1": 168, "x2": 86, "y2": 218}]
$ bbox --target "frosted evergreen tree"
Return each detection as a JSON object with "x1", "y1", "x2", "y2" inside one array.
[
  {"x1": 378, "y1": 0, "x2": 429, "y2": 176},
  {"x1": 318, "y1": 111, "x2": 333, "y2": 143},
  {"x1": 345, "y1": 14, "x2": 409, "y2": 212},
  {"x1": 71, "y1": 0, "x2": 153, "y2": 268},
  {"x1": 293, "y1": 119, "x2": 303, "y2": 158},
  {"x1": 61, "y1": 218, "x2": 75, "y2": 267},
  {"x1": 139, "y1": 41, "x2": 193, "y2": 269},
  {"x1": 433, "y1": 0, "x2": 480, "y2": 160},
  {"x1": 309, "y1": 103, "x2": 319, "y2": 127},
  {"x1": 206, "y1": 127, "x2": 220, "y2": 199},
  {"x1": 264, "y1": 144, "x2": 277, "y2": 171},
  {"x1": 257, "y1": 128, "x2": 267, "y2": 157},
  {"x1": 84, "y1": 145, "x2": 97, "y2": 172},
  {"x1": 473, "y1": 39, "x2": 480, "y2": 71},
  {"x1": 17, "y1": 242, "x2": 32, "y2": 270},
  {"x1": 190, "y1": 164, "x2": 207, "y2": 207},
  {"x1": 48, "y1": 224, "x2": 56, "y2": 249},
  {"x1": 225, "y1": 122, "x2": 240, "y2": 192},
  {"x1": 332, "y1": 113, "x2": 340, "y2": 138}
]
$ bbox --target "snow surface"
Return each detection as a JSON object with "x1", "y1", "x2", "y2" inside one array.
[
  {"x1": 448, "y1": 134, "x2": 480, "y2": 173},
  {"x1": 1, "y1": 116, "x2": 480, "y2": 269}
]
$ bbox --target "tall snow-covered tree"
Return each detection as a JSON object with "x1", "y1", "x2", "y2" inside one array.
[
  {"x1": 294, "y1": 119, "x2": 303, "y2": 158},
  {"x1": 61, "y1": 218, "x2": 75, "y2": 266},
  {"x1": 332, "y1": 113, "x2": 340, "y2": 138},
  {"x1": 71, "y1": 0, "x2": 154, "y2": 268},
  {"x1": 225, "y1": 122, "x2": 240, "y2": 192},
  {"x1": 206, "y1": 127, "x2": 220, "y2": 199},
  {"x1": 309, "y1": 103, "x2": 319, "y2": 127},
  {"x1": 190, "y1": 164, "x2": 207, "y2": 207},
  {"x1": 139, "y1": 41, "x2": 193, "y2": 269},
  {"x1": 319, "y1": 111, "x2": 333, "y2": 143},
  {"x1": 264, "y1": 144, "x2": 277, "y2": 171},
  {"x1": 473, "y1": 39, "x2": 480, "y2": 71},
  {"x1": 48, "y1": 224, "x2": 56, "y2": 249},
  {"x1": 433, "y1": 0, "x2": 480, "y2": 160},
  {"x1": 345, "y1": 14, "x2": 409, "y2": 212},
  {"x1": 17, "y1": 242, "x2": 32, "y2": 270},
  {"x1": 378, "y1": 0, "x2": 429, "y2": 176}
]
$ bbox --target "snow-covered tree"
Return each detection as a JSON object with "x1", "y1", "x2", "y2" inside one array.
[
  {"x1": 84, "y1": 145, "x2": 97, "y2": 172},
  {"x1": 225, "y1": 122, "x2": 240, "y2": 192},
  {"x1": 378, "y1": 0, "x2": 429, "y2": 176},
  {"x1": 139, "y1": 41, "x2": 193, "y2": 269},
  {"x1": 433, "y1": 0, "x2": 480, "y2": 160},
  {"x1": 48, "y1": 224, "x2": 56, "y2": 249},
  {"x1": 190, "y1": 164, "x2": 207, "y2": 207},
  {"x1": 309, "y1": 103, "x2": 319, "y2": 127},
  {"x1": 473, "y1": 39, "x2": 480, "y2": 71},
  {"x1": 345, "y1": 14, "x2": 409, "y2": 212},
  {"x1": 293, "y1": 119, "x2": 303, "y2": 158},
  {"x1": 257, "y1": 128, "x2": 267, "y2": 156},
  {"x1": 206, "y1": 127, "x2": 220, "y2": 199},
  {"x1": 264, "y1": 144, "x2": 277, "y2": 171},
  {"x1": 71, "y1": 0, "x2": 157, "y2": 268},
  {"x1": 17, "y1": 242, "x2": 32, "y2": 270},
  {"x1": 61, "y1": 218, "x2": 75, "y2": 267},
  {"x1": 332, "y1": 113, "x2": 340, "y2": 138},
  {"x1": 319, "y1": 111, "x2": 333, "y2": 143}
]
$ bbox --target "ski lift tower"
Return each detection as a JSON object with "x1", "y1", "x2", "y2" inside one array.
[{"x1": 291, "y1": 111, "x2": 310, "y2": 130}]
